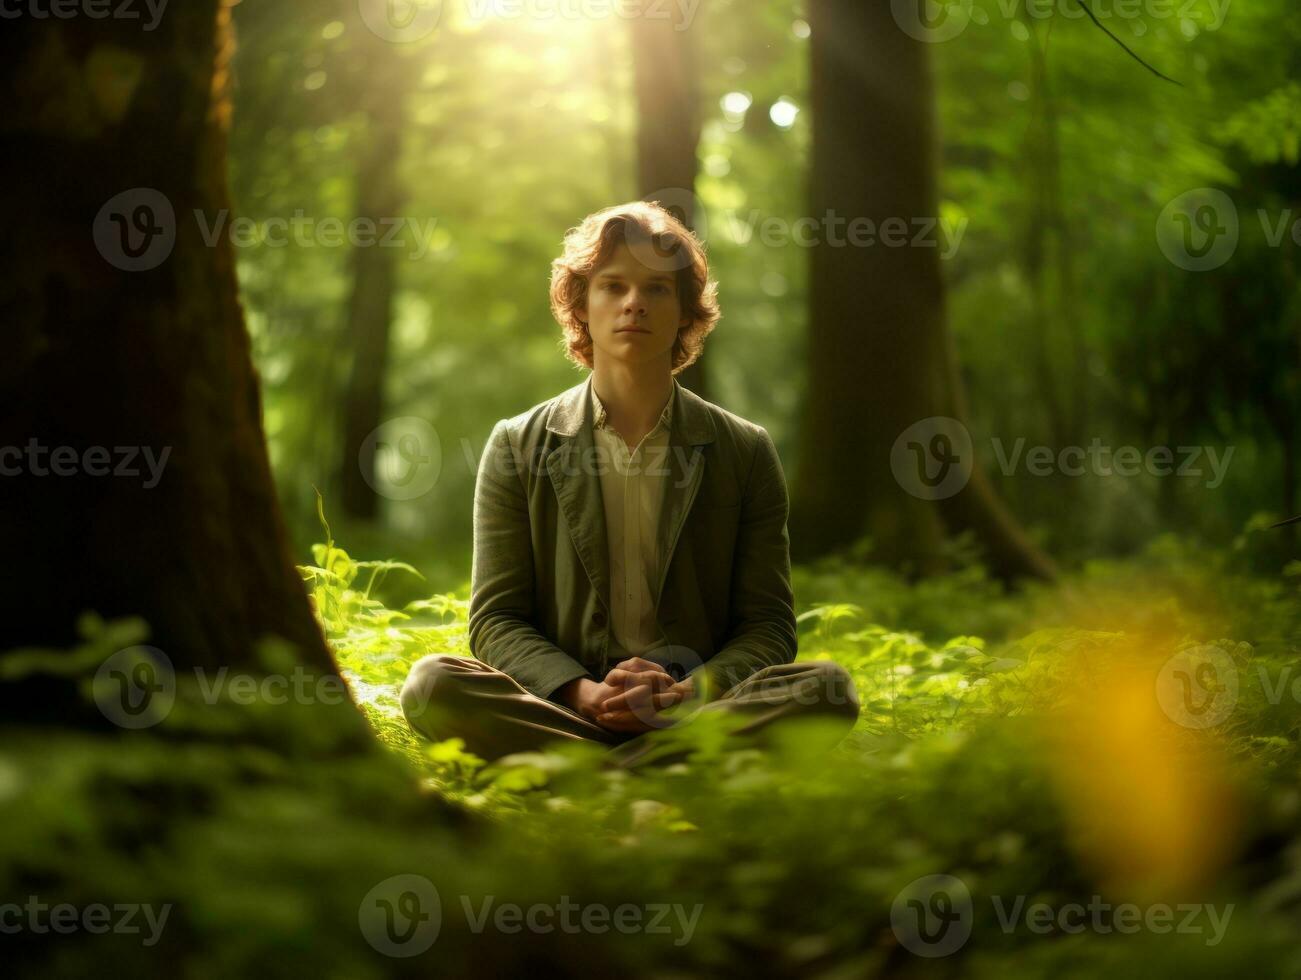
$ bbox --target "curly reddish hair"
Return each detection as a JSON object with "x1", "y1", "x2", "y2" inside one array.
[{"x1": 549, "y1": 200, "x2": 720, "y2": 375}]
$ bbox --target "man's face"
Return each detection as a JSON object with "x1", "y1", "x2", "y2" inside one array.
[{"x1": 581, "y1": 242, "x2": 688, "y2": 369}]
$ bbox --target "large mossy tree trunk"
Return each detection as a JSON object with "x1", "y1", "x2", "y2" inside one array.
[
  {"x1": 790, "y1": 0, "x2": 1054, "y2": 582},
  {"x1": 0, "y1": 1, "x2": 347, "y2": 720}
]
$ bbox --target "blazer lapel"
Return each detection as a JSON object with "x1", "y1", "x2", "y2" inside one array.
[
  {"x1": 545, "y1": 375, "x2": 611, "y2": 613},
  {"x1": 544, "y1": 373, "x2": 719, "y2": 618},
  {"x1": 652, "y1": 378, "x2": 717, "y2": 611}
]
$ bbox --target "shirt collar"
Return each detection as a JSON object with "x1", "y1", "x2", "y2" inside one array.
[{"x1": 590, "y1": 380, "x2": 675, "y2": 434}]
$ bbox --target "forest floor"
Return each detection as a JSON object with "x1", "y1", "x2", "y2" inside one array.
[{"x1": 4, "y1": 531, "x2": 1299, "y2": 976}]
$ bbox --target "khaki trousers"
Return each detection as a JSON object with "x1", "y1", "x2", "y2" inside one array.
[{"x1": 400, "y1": 655, "x2": 860, "y2": 770}]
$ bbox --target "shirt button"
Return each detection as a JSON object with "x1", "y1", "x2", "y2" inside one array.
[{"x1": 592, "y1": 610, "x2": 607, "y2": 627}]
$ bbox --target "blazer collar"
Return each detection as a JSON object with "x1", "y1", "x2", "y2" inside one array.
[{"x1": 545, "y1": 373, "x2": 717, "y2": 446}]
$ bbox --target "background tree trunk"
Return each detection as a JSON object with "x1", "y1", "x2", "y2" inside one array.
[
  {"x1": 790, "y1": 0, "x2": 1054, "y2": 582},
  {"x1": 339, "y1": 64, "x2": 410, "y2": 520},
  {"x1": 0, "y1": 1, "x2": 343, "y2": 718},
  {"x1": 631, "y1": 0, "x2": 709, "y2": 399}
]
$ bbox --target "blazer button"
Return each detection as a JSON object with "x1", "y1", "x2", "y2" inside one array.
[{"x1": 592, "y1": 610, "x2": 607, "y2": 627}]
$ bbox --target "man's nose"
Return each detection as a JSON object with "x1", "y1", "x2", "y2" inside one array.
[{"x1": 624, "y1": 290, "x2": 647, "y2": 314}]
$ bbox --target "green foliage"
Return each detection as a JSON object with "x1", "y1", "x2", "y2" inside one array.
[
  {"x1": 285, "y1": 530, "x2": 1300, "y2": 975},
  {"x1": 3, "y1": 533, "x2": 1300, "y2": 974}
]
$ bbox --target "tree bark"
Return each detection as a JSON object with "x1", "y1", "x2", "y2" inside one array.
[
  {"x1": 789, "y1": 0, "x2": 1055, "y2": 582},
  {"x1": 339, "y1": 65, "x2": 409, "y2": 520},
  {"x1": 631, "y1": 0, "x2": 709, "y2": 399},
  {"x1": 0, "y1": 1, "x2": 347, "y2": 720}
]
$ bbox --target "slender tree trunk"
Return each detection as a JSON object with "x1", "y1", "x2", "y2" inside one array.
[
  {"x1": 339, "y1": 70, "x2": 408, "y2": 519},
  {"x1": 0, "y1": 2, "x2": 350, "y2": 721},
  {"x1": 790, "y1": 0, "x2": 1054, "y2": 582},
  {"x1": 630, "y1": 0, "x2": 709, "y2": 399},
  {"x1": 1022, "y1": 29, "x2": 1068, "y2": 450}
]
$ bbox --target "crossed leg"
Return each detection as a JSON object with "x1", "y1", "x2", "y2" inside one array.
[{"x1": 400, "y1": 655, "x2": 860, "y2": 770}]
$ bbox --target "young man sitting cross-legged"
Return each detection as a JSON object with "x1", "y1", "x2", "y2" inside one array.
[{"x1": 401, "y1": 201, "x2": 859, "y2": 769}]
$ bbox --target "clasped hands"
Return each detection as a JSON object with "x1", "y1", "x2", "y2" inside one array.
[{"x1": 558, "y1": 657, "x2": 697, "y2": 734}]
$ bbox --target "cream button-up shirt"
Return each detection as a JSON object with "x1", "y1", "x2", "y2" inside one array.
[{"x1": 589, "y1": 382, "x2": 675, "y2": 660}]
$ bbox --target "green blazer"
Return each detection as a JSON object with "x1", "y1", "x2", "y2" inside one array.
[{"x1": 467, "y1": 373, "x2": 798, "y2": 701}]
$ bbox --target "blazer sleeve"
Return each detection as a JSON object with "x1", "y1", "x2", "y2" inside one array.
[
  {"x1": 690, "y1": 426, "x2": 798, "y2": 696},
  {"x1": 467, "y1": 420, "x2": 593, "y2": 700}
]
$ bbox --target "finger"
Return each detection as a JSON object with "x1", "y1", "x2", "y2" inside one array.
[
  {"x1": 597, "y1": 705, "x2": 674, "y2": 732},
  {"x1": 614, "y1": 657, "x2": 667, "y2": 674},
  {"x1": 611, "y1": 685, "x2": 686, "y2": 709},
  {"x1": 652, "y1": 689, "x2": 688, "y2": 710},
  {"x1": 598, "y1": 684, "x2": 655, "y2": 715},
  {"x1": 594, "y1": 710, "x2": 652, "y2": 733},
  {"x1": 605, "y1": 668, "x2": 673, "y2": 691},
  {"x1": 599, "y1": 689, "x2": 687, "y2": 729}
]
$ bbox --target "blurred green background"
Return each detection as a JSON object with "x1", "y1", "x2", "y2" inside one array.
[
  {"x1": 6, "y1": 2, "x2": 1300, "y2": 976},
  {"x1": 226, "y1": 0, "x2": 1300, "y2": 594}
]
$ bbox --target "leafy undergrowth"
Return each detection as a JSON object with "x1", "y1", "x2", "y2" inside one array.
[
  {"x1": 292, "y1": 523, "x2": 1301, "y2": 976},
  {"x1": 2, "y1": 529, "x2": 1299, "y2": 977}
]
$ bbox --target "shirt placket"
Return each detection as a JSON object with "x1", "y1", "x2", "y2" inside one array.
[{"x1": 622, "y1": 438, "x2": 639, "y2": 647}]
